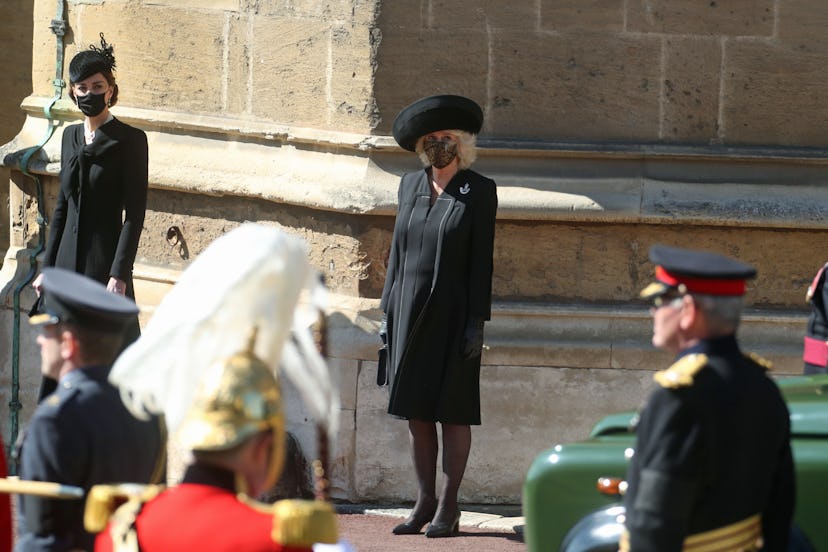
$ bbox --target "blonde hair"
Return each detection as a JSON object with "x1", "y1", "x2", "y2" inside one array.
[{"x1": 415, "y1": 130, "x2": 478, "y2": 170}]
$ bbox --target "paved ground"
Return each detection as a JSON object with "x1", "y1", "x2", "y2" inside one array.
[{"x1": 333, "y1": 504, "x2": 526, "y2": 551}]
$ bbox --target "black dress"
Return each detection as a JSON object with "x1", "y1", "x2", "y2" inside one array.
[
  {"x1": 380, "y1": 168, "x2": 497, "y2": 425},
  {"x1": 43, "y1": 117, "x2": 148, "y2": 342}
]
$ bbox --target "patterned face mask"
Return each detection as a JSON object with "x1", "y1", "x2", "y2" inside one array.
[{"x1": 423, "y1": 139, "x2": 458, "y2": 168}]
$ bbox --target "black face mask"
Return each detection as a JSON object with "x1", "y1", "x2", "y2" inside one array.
[
  {"x1": 75, "y1": 92, "x2": 107, "y2": 117},
  {"x1": 423, "y1": 141, "x2": 458, "y2": 169}
]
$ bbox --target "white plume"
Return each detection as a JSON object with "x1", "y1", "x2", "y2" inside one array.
[{"x1": 109, "y1": 223, "x2": 339, "y2": 444}]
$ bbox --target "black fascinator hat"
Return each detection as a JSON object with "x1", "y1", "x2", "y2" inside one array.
[
  {"x1": 392, "y1": 95, "x2": 483, "y2": 152},
  {"x1": 69, "y1": 33, "x2": 117, "y2": 84}
]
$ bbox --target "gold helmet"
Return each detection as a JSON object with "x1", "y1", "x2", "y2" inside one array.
[{"x1": 177, "y1": 329, "x2": 286, "y2": 489}]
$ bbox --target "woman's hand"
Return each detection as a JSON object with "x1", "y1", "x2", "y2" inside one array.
[
  {"x1": 107, "y1": 276, "x2": 127, "y2": 295},
  {"x1": 32, "y1": 273, "x2": 44, "y2": 297}
]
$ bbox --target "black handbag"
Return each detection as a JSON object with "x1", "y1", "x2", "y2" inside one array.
[{"x1": 376, "y1": 345, "x2": 388, "y2": 386}]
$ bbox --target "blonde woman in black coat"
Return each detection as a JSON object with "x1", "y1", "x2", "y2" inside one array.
[{"x1": 380, "y1": 95, "x2": 497, "y2": 538}]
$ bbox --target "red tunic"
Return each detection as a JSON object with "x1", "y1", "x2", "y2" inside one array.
[{"x1": 95, "y1": 464, "x2": 311, "y2": 552}]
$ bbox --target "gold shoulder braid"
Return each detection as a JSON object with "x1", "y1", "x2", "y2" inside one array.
[
  {"x1": 84, "y1": 484, "x2": 164, "y2": 552},
  {"x1": 654, "y1": 354, "x2": 709, "y2": 389},
  {"x1": 746, "y1": 352, "x2": 773, "y2": 371},
  {"x1": 271, "y1": 499, "x2": 339, "y2": 547}
]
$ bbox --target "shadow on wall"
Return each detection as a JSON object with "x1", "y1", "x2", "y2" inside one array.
[{"x1": 0, "y1": 0, "x2": 34, "y2": 269}]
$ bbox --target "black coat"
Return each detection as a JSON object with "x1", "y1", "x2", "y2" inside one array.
[
  {"x1": 44, "y1": 118, "x2": 148, "y2": 295},
  {"x1": 16, "y1": 365, "x2": 166, "y2": 552},
  {"x1": 380, "y1": 168, "x2": 497, "y2": 425},
  {"x1": 623, "y1": 335, "x2": 795, "y2": 551}
]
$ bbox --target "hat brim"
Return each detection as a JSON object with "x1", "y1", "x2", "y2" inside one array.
[
  {"x1": 392, "y1": 95, "x2": 483, "y2": 151},
  {"x1": 29, "y1": 312, "x2": 60, "y2": 326},
  {"x1": 639, "y1": 281, "x2": 672, "y2": 300}
]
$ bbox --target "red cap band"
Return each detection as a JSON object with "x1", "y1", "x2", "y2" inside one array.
[{"x1": 656, "y1": 266, "x2": 747, "y2": 296}]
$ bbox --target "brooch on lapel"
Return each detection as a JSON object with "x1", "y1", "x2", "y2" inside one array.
[{"x1": 459, "y1": 183, "x2": 471, "y2": 195}]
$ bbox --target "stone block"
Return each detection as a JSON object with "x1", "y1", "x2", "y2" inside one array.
[
  {"x1": 375, "y1": 0, "x2": 427, "y2": 31},
  {"x1": 71, "y1": 5, "x2": 225, "y2": 113},
  {"x1": 626, "y1": 0, "x2": 774, "y2": 37},
  {"x1": 429, "y1": 0, "x2": 541, "y2": 31},
  {"x1": 662, "y1": 36, "x2": 721, "y2": 142},
  {"x1": 722, "y1": 42, "x2": 828, "y2": 146},
  {"x1": 492, "y1": 220, "x2": 652, "y2": 303},
  {"x1": 776, "y1": 0, "x2": 828, "y2": 54},
  {"x1": 464, "y1": 364, "x2": 654, "y2": 502},
  {"x1": 32, "y1": 0, "x2": 57, "y2": 98},
  {"x1": 328, "y1": 23, "x2": 380, "y2": 132},
  {"x1": 258, "y1": 0, "x2": 378, "y2": 24},
  {"x1": 251, "y1": 17, "x2": 330, "y2": 126},
  {"x1": 540, "y1": 0, "x2": 625, "y2": 32},
  {"x1": 0, "y1": 0, "x2": 31, "y2": 144},
  {"x1": 330, "y1": 357, "x2": 359, "y2": 411},
  {"x1": 488, "y1": 32, "x2": 661, "y2": 141},
  {"x1": 225, "y1": 13, "x2": 251, "y2": 115},
  {"x1": 373, "y1": 29, "x2": 488, "y2": 134},
  {"x1": 353, "y1": 360, "x2": 413, "y2": 500},
  {"x1": 142, "y1": 0, "x2": 241, "y2": 9}
]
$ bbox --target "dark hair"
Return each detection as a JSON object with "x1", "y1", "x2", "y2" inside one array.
[
  {"x1": 63, "y1": 322, "x2": 126, "y2": 366},
  {"x1": 68, "y1": 33, "x2": 119, "y2": 106}
]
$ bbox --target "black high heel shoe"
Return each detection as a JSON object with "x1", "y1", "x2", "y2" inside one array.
[
  {"x1": 392, "y1": 509, "x2": 437, "y2": 535},
  {"x1": 424, "y1": 511, "x2": 461, "y2": 538}
]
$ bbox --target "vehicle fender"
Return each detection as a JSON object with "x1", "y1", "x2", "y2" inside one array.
[{"x1": 559, "y1": 504, "x2": 625, "y2": 552}]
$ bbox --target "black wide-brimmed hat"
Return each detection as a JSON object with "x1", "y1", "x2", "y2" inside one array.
[
  {"x1": 392, "y1": 95, "x2": 483, "y2": 151},
  {"x1": 69, "y1": 33, "x2": 117, "y2": 84},
  {"x1": 29, "y1": 268, "x2": 138, "y2": 332}
]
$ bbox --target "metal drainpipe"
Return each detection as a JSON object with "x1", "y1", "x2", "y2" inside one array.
[{"x1": 8, "y1": 1, "x2": 67, "y2": 475}]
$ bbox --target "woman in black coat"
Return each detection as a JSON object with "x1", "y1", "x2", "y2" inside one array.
[
  {"x1": 380, "y1": 95, "x2": 497, "y2": 538},
  {"x1": 32, "y1": 34, "x2": 147, "y2": 396}
]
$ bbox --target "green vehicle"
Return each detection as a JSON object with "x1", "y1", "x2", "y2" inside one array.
[{"x1": 523, "y1": 373, "x2": 828, "y2": 551}]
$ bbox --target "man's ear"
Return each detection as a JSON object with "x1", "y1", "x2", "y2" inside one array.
[
  {"x1": 59, "y1": 329, "x2": 78, "y2": 361},
  {"x1": 678, "y1": 295, "x2": 698, "y2": 331}
]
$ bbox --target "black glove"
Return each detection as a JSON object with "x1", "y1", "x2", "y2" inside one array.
[
  {"x1": 377, "y1": 313, "x2": 389, "y2": 386},
  {"x1": 379, "y1": 313, "x2": 388, "y2": 345},
  {"x1": 461, "y1": 317, "x2": 485, "y2": 359}
]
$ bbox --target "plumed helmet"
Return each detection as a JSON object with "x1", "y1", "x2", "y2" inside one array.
[
  {"x1": 392, "y1": 94, "x2": 483, "y2": 151},
  {"x1": 178, "y1": 328, "x2": 286, "y2": 485},
  {"x1": 69, "y1": 32, "x2": 117, "y2": 84}
]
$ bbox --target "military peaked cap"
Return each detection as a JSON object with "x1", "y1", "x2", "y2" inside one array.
[
  {"x1": 640, "y1": 244, "x2": 757, "y2": 299},
  {"x1": 30, "y1": 268, "x2": 138, "y2": 332}
]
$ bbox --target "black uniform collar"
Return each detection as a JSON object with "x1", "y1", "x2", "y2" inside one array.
[
  {"x1": 678, "y1": 334, "x2": 740, "y2": 360},
  {"x1": 182, "y1": 462, "x2": 237, "y2": 493}
]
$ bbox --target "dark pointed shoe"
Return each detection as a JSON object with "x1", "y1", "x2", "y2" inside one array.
[
  {"x1": 424, "y1": 511, "x2": 461, "y2": 538},
  {"x1": 392, "y1": 513, "x2": 433, "y2": 535}
]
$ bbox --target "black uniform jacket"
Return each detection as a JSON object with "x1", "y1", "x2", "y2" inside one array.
[
  {"x1": 16, "y1": 365, "x2": 165, "y2": 552},
  {"x1": 44, "y1": 117, "x2": 148, "y2": 294},
  {"x1": 624, "y1": 335, "x2": 795, "y2": 551},
  {"x1": 380, "y1": 168, "x2": 497, "y2": 425}
]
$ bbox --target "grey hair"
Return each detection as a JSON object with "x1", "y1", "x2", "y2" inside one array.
[
  {"x1": 690, "y1": 294, "x2": 744, "y2": 335},
  {"x1": 415, "y1": 130, "x2": 478, "y2": 170}
]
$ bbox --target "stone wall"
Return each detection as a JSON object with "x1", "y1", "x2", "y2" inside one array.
[
  {"x1": 375, "y1": 1, "x2": 828, "y2": 146},
  {"x1": 1, "y1": 0, "x2": 826, "y2": 505}
]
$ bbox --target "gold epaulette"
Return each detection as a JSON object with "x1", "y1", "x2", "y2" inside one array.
[
  {"x1": 271, "y1": 499, "x2": 338, "y2": 547},
  {"x1": 746, "y1": 352, "x2": 773, "y2": 371},
  {"x1": 83, "y1": 483, "x2": 164, "y2": 533},
  {"x1": 653, "y1": 354, "x2": 709, "y2": 388}
]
